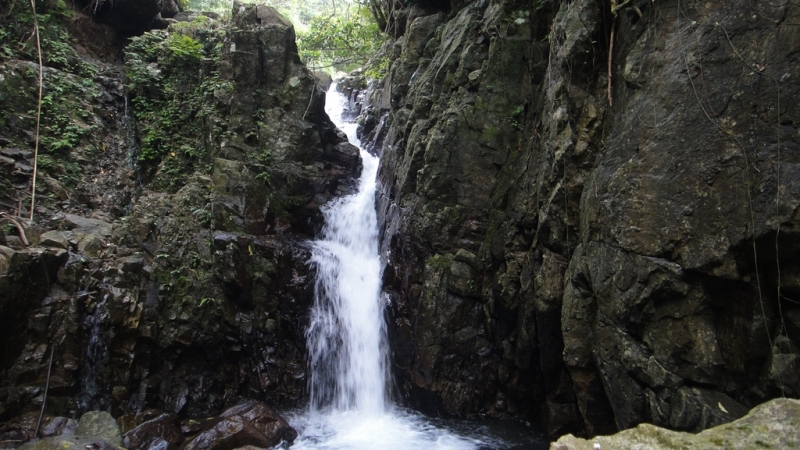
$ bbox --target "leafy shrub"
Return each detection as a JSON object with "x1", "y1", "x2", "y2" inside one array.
[{"x1": 165, "y1": 34, "x2": 204, "y2": 62}]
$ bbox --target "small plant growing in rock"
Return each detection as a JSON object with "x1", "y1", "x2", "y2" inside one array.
[{"x1": 165, "y1": 34, "x2": 204, "y2": 62}]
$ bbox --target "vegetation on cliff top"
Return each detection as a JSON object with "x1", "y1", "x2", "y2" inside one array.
[
  {"x1": 188, "y1": 0, "x2": 387, "y2": 73},
  {"x1": 124, "y1": 16, "x2": 228, "y2": 192}
]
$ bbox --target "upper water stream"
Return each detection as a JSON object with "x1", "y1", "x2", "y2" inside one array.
[{"x1": 286, "y1": 84, "x2": 546, "y2": 450}]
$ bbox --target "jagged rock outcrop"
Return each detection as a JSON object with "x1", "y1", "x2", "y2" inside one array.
[
  {"x1": 364, "y1": 0, "x2": 800, "y2": 438},
  {"x1": 0, "y1": 0, "x2": 357, "y2": 442}
]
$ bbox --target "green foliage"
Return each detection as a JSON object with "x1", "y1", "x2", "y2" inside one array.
[
  {"x1": 199, "y1": 297, "x2": 217, "y2": 307},
  {"x1": 188, "y1": 0, "x2": 387, "y2": 73},
  {"x1": 187, "y1": 0, "x2": 232, "y2": 14},
  {"x1": 296, "y1": 7, "x2": 386, "y2": 72},
  {"x1": 165, "y1": 34, "x2": 204, "y2": 61},
  {"x1": 125, "y1": 20, "x2": 228, "y2": 192},
  {"x1": 364, "y1": 50, "x2": 389, "y2": 80},
  {"x1": 508, "y1": 105, "x2": 524, "y2": 131},
  {"x1": 0, "y1": 0, "x2": 96, "y2": 77}
]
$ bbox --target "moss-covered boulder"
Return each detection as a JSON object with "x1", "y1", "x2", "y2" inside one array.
[{"x1": 551, "y1": 398, "x2": 800, "y2": 450}]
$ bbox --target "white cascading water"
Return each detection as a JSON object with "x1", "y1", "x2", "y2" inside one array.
[
  {"x1": 305, "y1": 90, "x2": 387, "y2": 415},
  {"x1": 288, "y1": 85, "x2": 498, "y2": 450}
]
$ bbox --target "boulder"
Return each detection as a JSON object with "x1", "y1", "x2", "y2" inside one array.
[
  {"x1": 181, "y1": 415, "x2": 290, "y2": 450},
  {"x1": 123, "y1": 413, "x2": 183, "y2": 450},
  {"x1": 76, "y1": 411, "x2": 123, "y2": 446},
  {"x1": 61, "y1": 213, "x2": 112, "y2": 238},
  {"x1": 219, "y1": 400, "x2": 297, "y2": 445},
  {"x1": 551, "y1": 398, "x2": 800, "y2": 450},
  {"x1": 82, "y1": 0, "x2": 179, "y2": 35},
  {"x1": 313, "y1": 70, "x2": 333, "y2": 91},
  {"x1": 39, "y1": 417, "x2": 78, "y2": 437},
  {"x1": 39, "y1": 231, "x2": 70, "y2": 250}
]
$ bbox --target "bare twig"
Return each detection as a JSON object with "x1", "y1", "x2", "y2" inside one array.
[{"x1": 34, "y1": 344, "x2": 55, "y2": 437}]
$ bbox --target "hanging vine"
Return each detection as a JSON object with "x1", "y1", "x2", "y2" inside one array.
[{"x1": 27, "y1": 0, "x2": 43, "y2": 221}]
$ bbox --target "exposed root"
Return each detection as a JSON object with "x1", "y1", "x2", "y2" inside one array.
[{"x1": 0, "y1": 212, "x2": 30, "y2": 246}]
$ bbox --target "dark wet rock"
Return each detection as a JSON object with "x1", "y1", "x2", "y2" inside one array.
[
  {"x1": 39, "y1": 416, "x2": 78, "y2": 438},
  {"x1": 120, "y1": 254, "x2": 145, "y2": 273},
  {"x1": 180, "y1": 407, "x2": 296, "y2": 450},
  {"x1": 123, "y1": 413, "x2": 183, "y2": 450},
  {"x1": 0, "y1": 0, "x2": 350, "y2": 432},
  {"x1": 363, "y1": 0, "x2": 800, "y2": 439},
  {"x1": 0, "y1": 245, "x2": 15, "y2": 275},
  {"x1": 78, "y1": 0, "x2": 180, "y2": 35},
  {"x1": 17, "y1": 411, "x2": 123, "y2": 450},
  {"x1": 219, "y1": 400, "x2": 297, "y2": 445}
]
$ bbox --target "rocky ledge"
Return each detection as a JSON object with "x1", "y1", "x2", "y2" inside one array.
[{"x1": 552, "y1": 398, "x2": 800, "y2": 450}]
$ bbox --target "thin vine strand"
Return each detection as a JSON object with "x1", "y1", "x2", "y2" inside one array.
[{"x1": 28, "y1": 0, "x2": 43, "y2": 221}]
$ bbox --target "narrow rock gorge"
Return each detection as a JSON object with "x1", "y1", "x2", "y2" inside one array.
[{"x1": 0, "y1": 0, "x2": 799, "y2": 446}]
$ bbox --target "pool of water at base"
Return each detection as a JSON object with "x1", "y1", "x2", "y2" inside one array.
[{"x1": 281, "y1": 407, "x2": 549, "y2": 450}]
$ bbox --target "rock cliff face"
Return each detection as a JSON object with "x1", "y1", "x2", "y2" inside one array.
[
  {"x1": 364, "y1": 0, "x2": 800, "y2": 437},
  {"x1": 3, "y1": 0, "x2": 800, "y2": 443},
  {"x1": 0, "y1": 0, "x2": 358, "y2": 436}
]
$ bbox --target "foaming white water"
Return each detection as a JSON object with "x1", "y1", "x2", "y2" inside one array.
[
  {"x1": 289, "y1": 409, "x2": 495, "y2": 450},
  {"x1": 295, "y1": 84, "x2": 494, "y2": 449},
  {"x1": 306, "y1": 85, "x2": 386, "y2": 414}
]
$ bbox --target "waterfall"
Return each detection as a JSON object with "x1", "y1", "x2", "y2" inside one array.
[
  {"x1": 306, "y1": 86, "x2": 387, "y2": 415},
  {"x1": 289, "y1": 84, "x2": 532, "y2": 450},
  {"x1": 77, "y1": 294, "x2": 111, "y2": 412}
]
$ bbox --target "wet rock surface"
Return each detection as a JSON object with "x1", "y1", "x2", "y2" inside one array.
[
  {"x1": 363, "y1": 0, "x2": 800, "y2": 438},
  {"x1": 181, "y1": 401, "x2": 296, "y2": 450},
  {"x1": 122, "y1": 413, "x2": 183, "y2": 450},
  {"x1": 2, "y1": 0, "x2": 800, "y2": 445}
]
